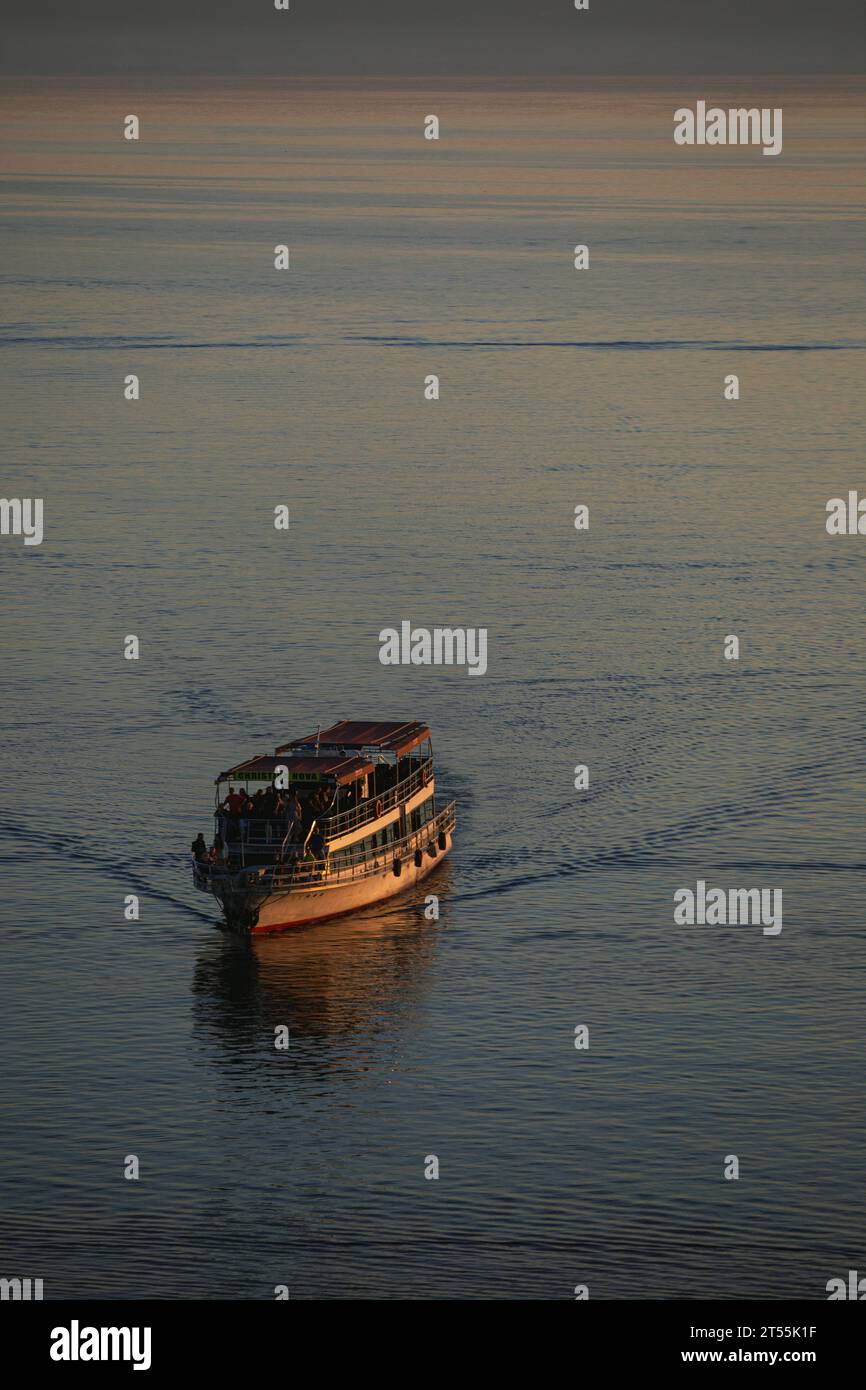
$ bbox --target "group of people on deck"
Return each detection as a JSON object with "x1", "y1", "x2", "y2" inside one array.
[{"x1": 191, "y1": 781, "x2": 335, "y2": 868}]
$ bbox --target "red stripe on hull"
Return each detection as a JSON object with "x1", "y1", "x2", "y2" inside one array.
[{"x1": 250, "y1": 900, "x2": 375, "y2": 933}]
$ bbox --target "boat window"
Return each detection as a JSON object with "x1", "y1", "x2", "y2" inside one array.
[{"x1": 408, "y1": 795, "x2": 435, "y2": 832}]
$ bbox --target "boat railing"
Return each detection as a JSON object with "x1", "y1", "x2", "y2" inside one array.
[
  {"x1": 323, "y1": 758, "x2": 434, "y2": 838},
  {"x1": 199, "y1": 801, "x2": 455, "y2": 894},
  {"x1": 212, "y1": 758, "x2": 434, "y2": 849},
  {"x1": 219, "y1": 815, "x2": 302, "y2": 847}
]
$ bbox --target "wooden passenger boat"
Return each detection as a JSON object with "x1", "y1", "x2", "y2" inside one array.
[{"x1": 192, "y1": 720, "x2": 456, "y2": 933}]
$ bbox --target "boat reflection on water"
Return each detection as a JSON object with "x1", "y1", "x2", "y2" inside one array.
[{"x1": 190, "y1": 863, "x2": 453, "y2": 1062}]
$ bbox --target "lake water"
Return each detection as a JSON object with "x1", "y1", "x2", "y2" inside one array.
[{"x1": 1, "y1": 76, "x2": 864, "y2": 1299}]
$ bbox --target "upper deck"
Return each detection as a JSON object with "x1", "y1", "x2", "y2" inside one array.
[{"x1": 210, "y1": 720, "x2": 436, "y2": 863}]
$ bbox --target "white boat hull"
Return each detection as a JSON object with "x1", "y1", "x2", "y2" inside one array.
[{"x1": 208, "y1": 831, "x2": 453, "y2": 933}]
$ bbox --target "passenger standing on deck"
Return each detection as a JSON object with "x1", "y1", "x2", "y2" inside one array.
[
  {"x1": 259, "y1": 784, "x2": 274, "y2": 841},
  {"x1": 308, "y1": 827, "x2": 326, "y2": 864},
  {"x1": 239, "y1": 792, "x2": 253, "y2": 841},
  {"x1": 222, "y1": 785, "x2": 244, "y2": 841},
  {"x1": 286, "y1": 789, "x2": 303, "y2": 840},
  {"x1": 271, "y1": 790, "x2": 285, "y2": 841}
]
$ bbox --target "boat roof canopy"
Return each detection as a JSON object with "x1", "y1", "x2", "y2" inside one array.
[
  {"x1": 216, "y1": 753, "x2": 375, "y2": 786},
  {"x1": 279, "y1": 720, "x2": 430, "y2": 758}
]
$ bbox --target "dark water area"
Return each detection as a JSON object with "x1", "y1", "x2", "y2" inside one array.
[{"x1": 0, "y1": 78, "x2": 864, "y2": 1298}]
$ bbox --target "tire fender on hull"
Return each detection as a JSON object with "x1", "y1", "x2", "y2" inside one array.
[{"x1": 248, "y1": 832, "x2": 453, "y2": 933}]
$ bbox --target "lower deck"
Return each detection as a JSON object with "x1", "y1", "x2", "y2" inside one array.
[{"x1": 194, "y1": 800, "x2": 456, "y2": 932}]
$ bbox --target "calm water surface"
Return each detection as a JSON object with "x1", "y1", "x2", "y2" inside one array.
[{"x1": 0, "y1": 78, "x2": 864, "y2": 1298}]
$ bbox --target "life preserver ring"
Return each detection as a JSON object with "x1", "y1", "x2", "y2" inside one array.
[{"x1": 375, "y1": 799, "x2": 384, "y2": 819}]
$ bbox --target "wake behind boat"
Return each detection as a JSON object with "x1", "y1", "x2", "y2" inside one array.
[{"x1": 191, "y1": 720, "x2": 456, "y2": 933}]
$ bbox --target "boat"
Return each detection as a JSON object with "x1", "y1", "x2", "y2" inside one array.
[{"x1": 192, "y1": 720, "x2": 456, "y2": 933}]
